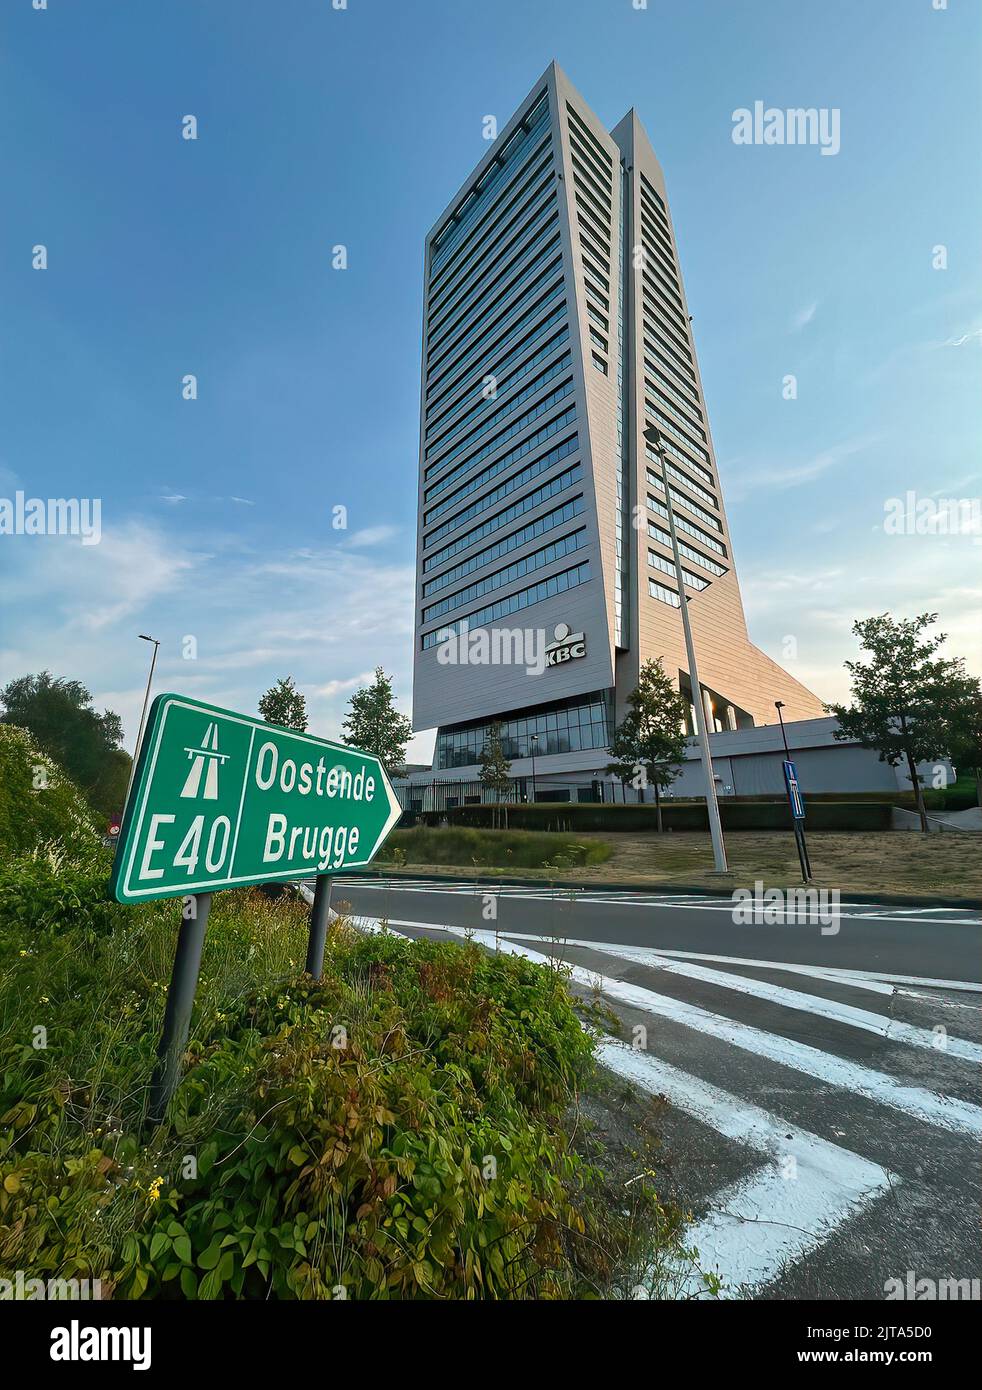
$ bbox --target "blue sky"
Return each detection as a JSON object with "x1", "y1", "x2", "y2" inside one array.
[{"x1": 2, "y1": 0, "x2": 980, "y2": 761}]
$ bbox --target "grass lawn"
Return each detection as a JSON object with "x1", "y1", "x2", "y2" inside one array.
[{"x1": 374, "y1": 828, "x2": 981, "y2": 902}]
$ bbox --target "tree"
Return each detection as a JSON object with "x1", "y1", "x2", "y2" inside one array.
[
  {"x1": 826, "y1": 613, "x2": 974, "y2": 832},
  {"x1": 941, "y1": 675, "x2": 982, "y2": 809},
  {"x1": 606, "y1": 658, "x2": 689, "y2": 832},
  {"x1": 258, "y1": 676, "x2": 307, "y2": 732},
  {"x1": 341, "y1": 666, "x2": 413, "y2": 775},
  {"x1": 0, "y1": 671, "x2": 130, "y2": 816},
  {"x1": 479, "y1": 723, "x2": 512, "y2": 828}
]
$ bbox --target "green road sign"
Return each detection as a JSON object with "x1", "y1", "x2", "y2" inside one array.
[{"x1": 110, "y1": 694, "x2": 403, "y2": 903}]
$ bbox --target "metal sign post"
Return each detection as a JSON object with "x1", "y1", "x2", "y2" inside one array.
[
  {"x1": 305, "y1": 874, "x2": 334, "y2": 979},
  {"x1": 116, "y1": 694, "x2": 402, "y2": 1123},
  {"x1": 147, "y1": 893, "x2": 212, "y2": 1125},
  {"x1": 782, "y1": 758, "x2": 812, "y2": 883}
]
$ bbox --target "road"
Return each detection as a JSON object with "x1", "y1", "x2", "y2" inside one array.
[{"x1": 319, "y1": 875, "x2": 982, "y2": 1300}]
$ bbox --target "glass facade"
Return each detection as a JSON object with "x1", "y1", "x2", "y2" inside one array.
[
  {"x1": 420, "y1": 560, "x2": 590, "y2": 647},
  {"x1": 435, "y1": 690, "x2": 613, "y2": 769}
]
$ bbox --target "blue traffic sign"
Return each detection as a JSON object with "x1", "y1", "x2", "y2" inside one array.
[{"x1": 782, "y1": 759, "x2": 805, "y2": 820}]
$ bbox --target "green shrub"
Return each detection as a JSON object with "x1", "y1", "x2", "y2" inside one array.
[
  {"x1": 0, "y1": 724, "x2": 101, "y2": 856},
  {"x1": 426, "y1": 801, "x2": 894, "y2": 833},
  {"x1": 377, "y1": 826, "x2": 612, "y2": 869},
  {"x1": 0, "y1": 862, "x2": 655, "y2": 1300}
]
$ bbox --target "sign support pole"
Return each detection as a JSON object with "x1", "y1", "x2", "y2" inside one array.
[
  {"x1": 305, "y1": 874, "x2": 333, "y2": 980},
  {"x1": 147, "y1": 892, "x2": 212, "y2": 1126},
  {"x1": 792, "y1": 821, "x2": 810, "y2": 884}
]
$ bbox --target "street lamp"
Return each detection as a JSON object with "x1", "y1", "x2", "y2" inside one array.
[
  {"x1": 529, "y1": 733, "x2": 539, "y2": 804},
  {"x1": 644, "y1": 425, "x2": 727, "y2": 871},
  {"x1": 123, "y1": 635, "x2": 160, "y2": 807},
  {"x1": 774, "y1": 700, "x2": 791, "y2": 758}
]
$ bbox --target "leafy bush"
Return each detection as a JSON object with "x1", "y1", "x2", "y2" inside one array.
[
  {"x1": 0, "y1": 724, "x2": 101, "y2": 856},
  {"x1": 377, "y1": 826, "x2": 612, "y2": 869},
  {"x1": 426, "y1": 801, "x2": 894, "y2": 833},
  {"x1": 0, "y1": 861, "x2": 656, "y2": 1300}
]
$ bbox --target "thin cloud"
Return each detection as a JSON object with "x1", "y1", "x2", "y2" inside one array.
[
  {"x1": 728, "y1": 436, "x2": 877, "y2": 500},
  {"x1": 344, "y1": 524, "x2": 399, "y2": 548},
  {"x1": 791, "y1": 301, "x2": 818, "y2": 332},
  {"x1": 941, "y1": 327, "x2": 982, "y2": 348}
]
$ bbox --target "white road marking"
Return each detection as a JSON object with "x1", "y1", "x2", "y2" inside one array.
[
  {"x1": 476, "y1": 933, "x2": 982, "y2": 1063},
  {"x1": 609, "y1": 946, "x2": 982, "y2": 996},
  {"x1": 586, "y1": 943, "x2": 982, "y2": 1062},
  {"x1": 596, "y1": 1041, "x2": 895, "y2": 1299},
  {"x1": 359, "y1": 919, "x2": 982, "y2": 1138}
]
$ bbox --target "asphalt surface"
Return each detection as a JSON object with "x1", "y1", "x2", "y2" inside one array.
[
  {"x1": 326, "y1": 877, "x2": 982, "y2": 982},
  {"x1": 316, "y1": 876, "x2": 981, "y2": 1301}
]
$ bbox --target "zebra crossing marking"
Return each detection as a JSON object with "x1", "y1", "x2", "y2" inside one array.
[{"x1": 596, "y1": 1040, "x2": 895, "y2": 1299}]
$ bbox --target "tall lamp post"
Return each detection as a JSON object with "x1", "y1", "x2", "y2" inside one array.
[
  {"x1": 644, "y1": 426, "x2": 727, "y2": 871},
  {"x1": 123, "y1": 634, "x2": 160, "y2": 807},
  {"x1": 529, "y1": 733, "x2": 539, "y2": 804}
]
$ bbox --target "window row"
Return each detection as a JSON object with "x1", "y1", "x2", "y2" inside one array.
[
  {"x1": 648, "y1": 522, "x2": 727, "y2": 575},
  {"x1": 647, "y1": 476, "x2": 722, "y2": 534},
  {"x1": 428, "y1": 256, "x2": 564, "y2": 390},
  {"x1": 423, "y1": 433, "x2": 579, "y2": 547},
  {"x1": 429, "y1": 168, "x2": 555, "y2": 322},
  {"x1": 428, "y1": 201, "x2": 558, "y2": 346},
  {"x1": 645, "y1": 453, "x2": 718, "y2": 511},
  {"x1": 644, "y1": 317, "x2": 697, "y2": 384},
  {"x1": 649, "y1": 578, "x2": 681, "y2": 609},
  {"x1": 572, "y1": 172, "x2": 611, "y2": 230},
  {"x1": 645, "y1": 356, "x2": 704, "y2": 423},
  {"x1": 427, "y1": 300, "x2": 568, "y2": 431},
  {"x1": 423, "y1": 465, "x2": 582, "y2": 570},
  {"x1": 566, "y1": 104, "x2": 612, "y2": 170},
  {"x1": 421, "y1": 561, "x2": 590, "y2": 647},
  {"x1": 425, "y1": 366, "x2": 572, "y2": 487},
  {"x1": 645, "y1": 379, "x2": 707, "y2": 444},
  {"x1": 427, "y1": 223, "x2": 561, "y2": 367},
  {"x1": 641, "y1": 283, "x2": 691, "y2": 356},
  {"x1": 648, "y1": 549, "x2": 710, "y2": 591},
  {"x1": 435, "y1": 689, "x2": 612, "y2": 769},
  {"x1": 643, "y1": 410, "x2": 715, "y2": 483},
  {"x1": 423, "y1": 496, "x2": 585, "y2": 594},
  {"x1": 427, "y1": 326, "x2": 570, "y2": 456},
  {"x1": 431, "y1": 93, "x2": 551, "y2": 276},
  {"x1": 425, "y1": 391, "x2": 575, "y2": 508},
  {"x1": 426, "y1": 277, "x2": 565, "y2": 412},
  {"x1": 647, "y1": 494, "x2": 726, "y2": 556},
  {"x1": 639, "y1": 265, "x2": 688, "y2": 335},
  {"x1": 423, "y1": 528, "x2": 587, "y2": 622},
  {"x1": 643, "y1": 341, "x2": 700, "y2": 404},
  {"x1": 568, "y1": 114, "x2": 613, "y2": 182}
]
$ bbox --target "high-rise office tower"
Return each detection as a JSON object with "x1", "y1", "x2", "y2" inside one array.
[{"x1": 413, "y1": 62, "x2": 824, "y2": 793}]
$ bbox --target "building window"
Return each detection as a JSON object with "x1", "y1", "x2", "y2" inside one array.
[{"x1": 434, "y1": 691, "x2": 614, "y2": 769}]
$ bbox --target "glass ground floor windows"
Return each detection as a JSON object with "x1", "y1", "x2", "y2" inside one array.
[{"x1": 434, "y1": 689, "x2": 613, "y2": 769}]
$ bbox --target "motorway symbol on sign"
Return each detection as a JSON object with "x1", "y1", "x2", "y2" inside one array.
[
  {"x1": 110, "y1": 694, "x2": 403, "y2": 903},
  {"x1": 782, "y1": 759, "x2": 806, "y2": 821}
]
